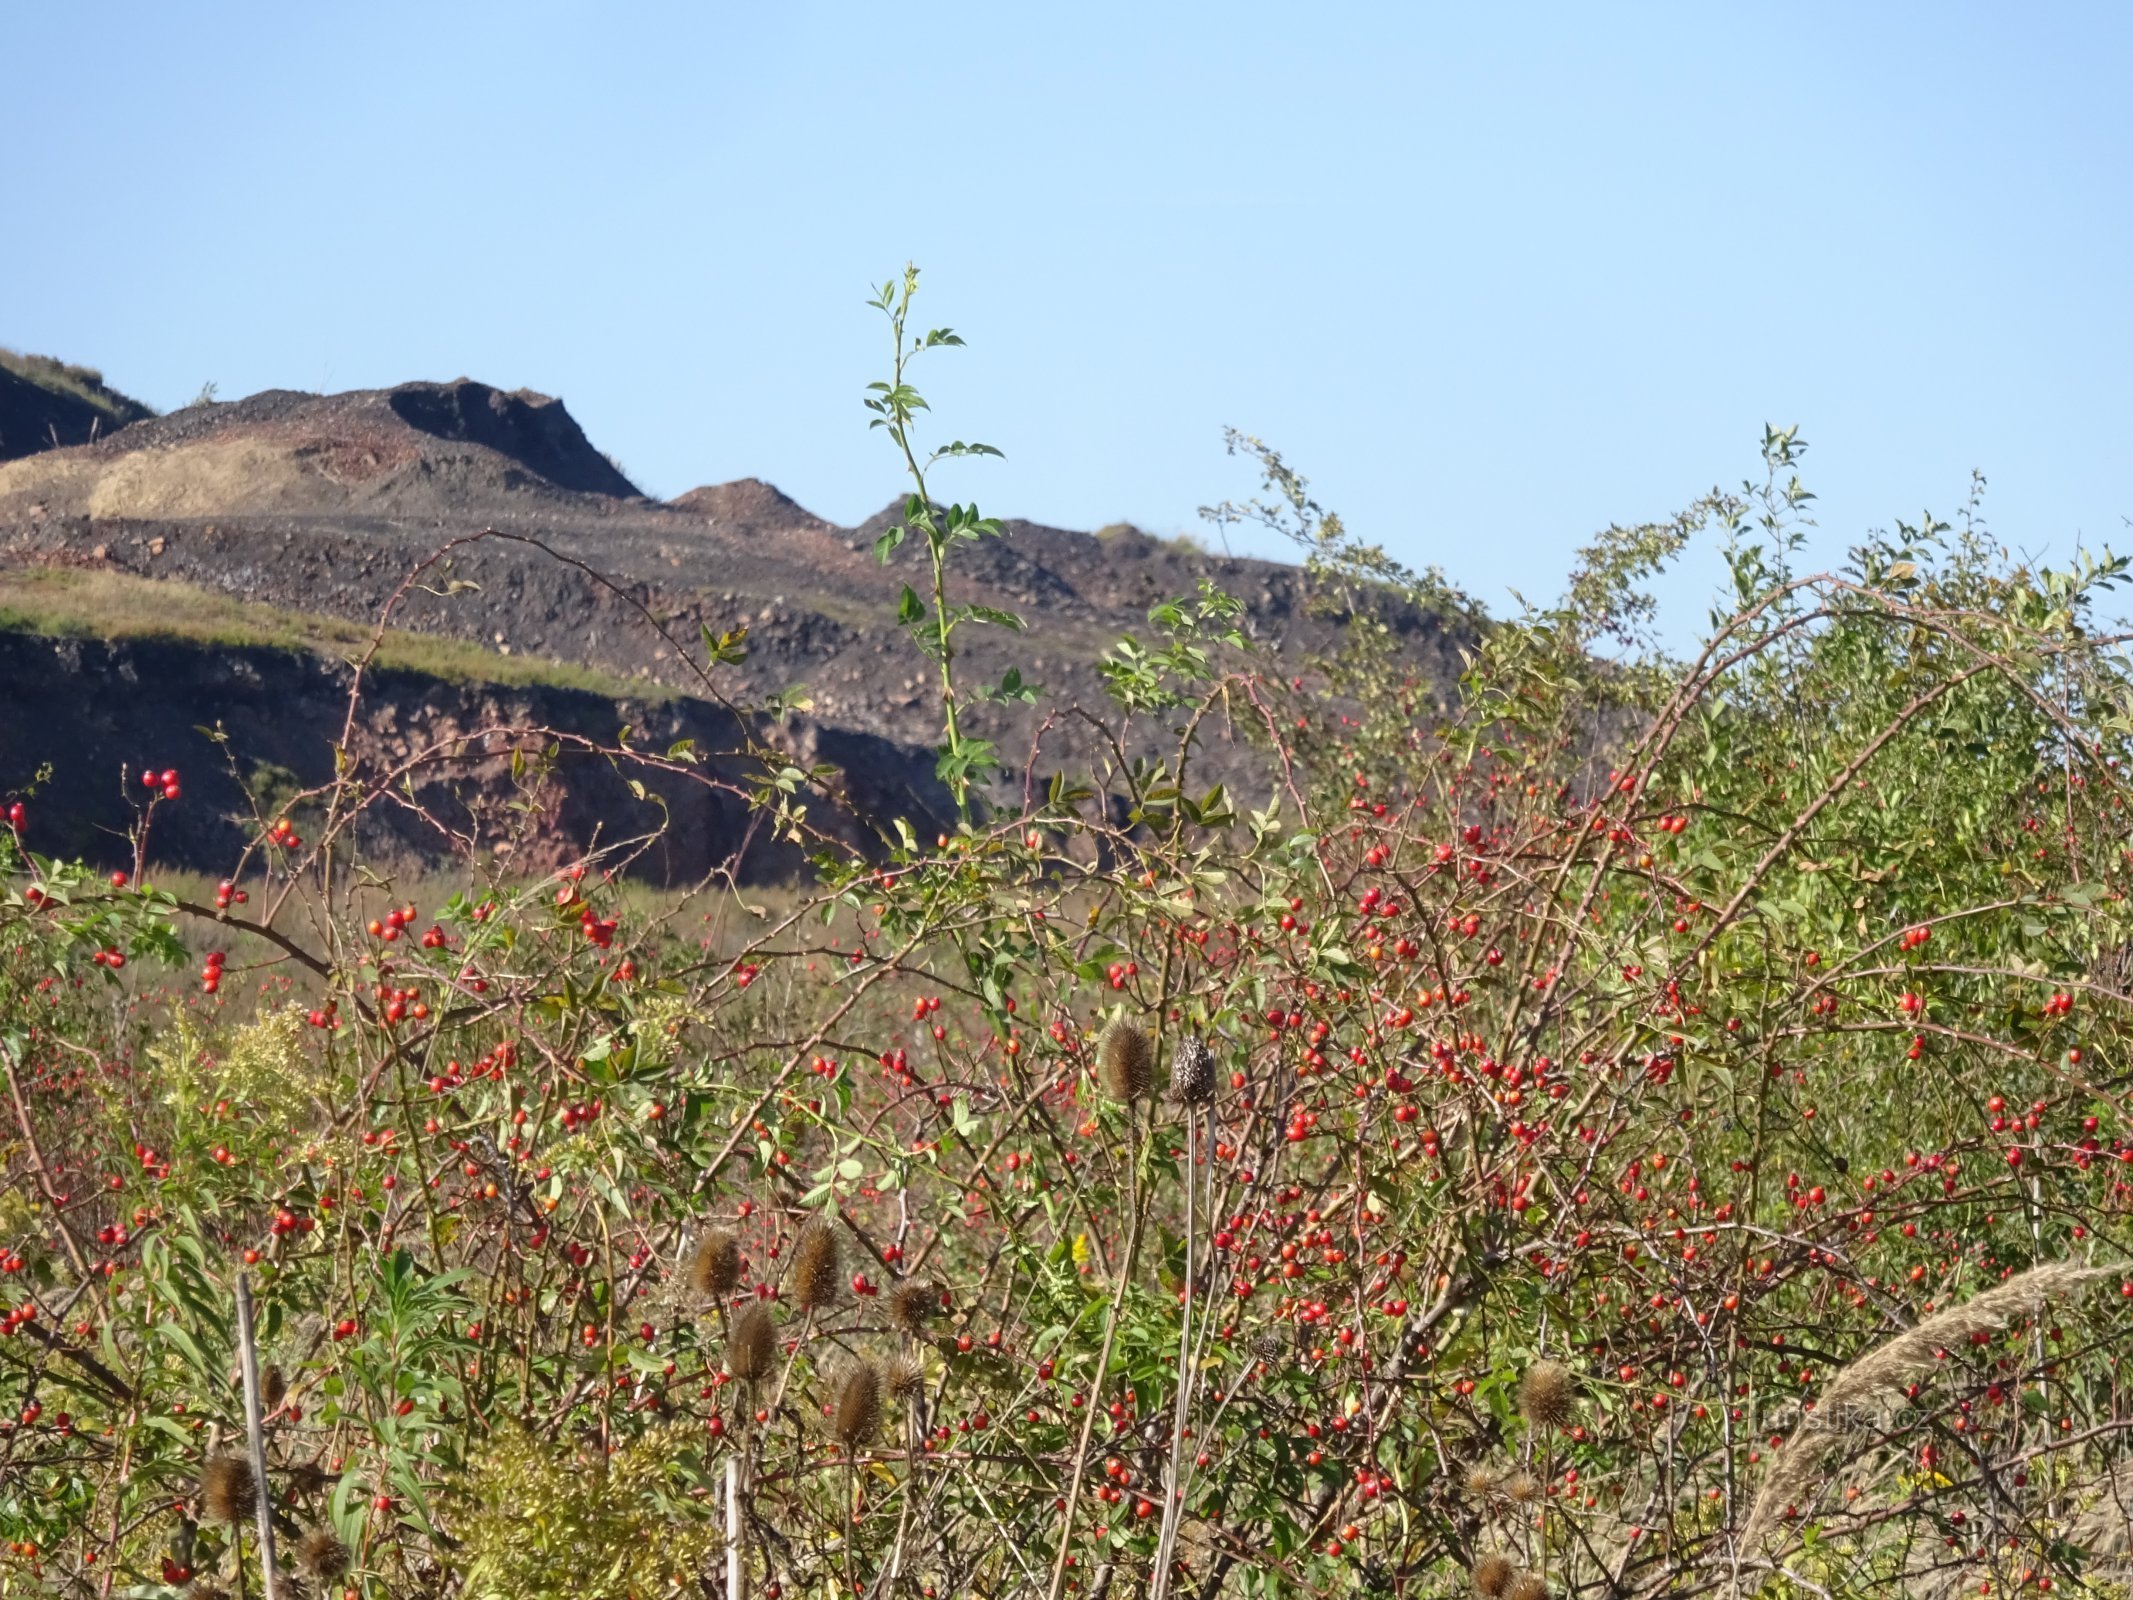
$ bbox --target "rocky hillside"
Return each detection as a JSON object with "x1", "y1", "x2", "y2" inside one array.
[
  {"x1": 0, "y1": 350, "x2": 155, "y2": 463},
  {"x1": 0, "y1": 373, "x2": 1469, "y2": 880}
]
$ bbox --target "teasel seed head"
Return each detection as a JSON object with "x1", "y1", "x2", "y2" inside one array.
[
  {"x1": 1463, "y1": 1463, "x2": 1500, "y2": 1502},
  {"x1": 1470, "y1": 1553, "x2": 1515, "y2": 1598},
  {"x1": 1097, "y1": 1019, "x2": 1153, "y2": 1102},
  {"x1": 1505, "y1": 1574, "x2": 1548, "y2": 1600},
  {"x1": 788, "y1": 1219, "x2": 842, "y2": 1311},
  {"x1": 295, "y1": 1527, "x2": 350, "y2": 1584},
  {"x1": 1169, "y1": 1035, "x2": 1217, "y2": 1106},
  {"x1": 1517, "y1": 1359, "x2": 1575, "y2": 1431},
  {"x1": 199, "y1": 1453, "x2": 256, "y2": 1525},
  {"x1": 689, "y1": 1229, "x2": 743, "y2": 1301},
  {"x1": 1502, "y1": 1470, "x2": 1541, "y2": 1506},
  {"x1": 725, "y1": 1303, "x2": 777, "y2": 1382},
  {"x1": 887, "y1": 1277, "x2": 938, "y2": 1340},
  {"x1": 884, "y1": 1353, "x2": 924, "y2": 1405},
  {"x1": 834, "y1": 1362, "x2": 882, "y2": 1449}
]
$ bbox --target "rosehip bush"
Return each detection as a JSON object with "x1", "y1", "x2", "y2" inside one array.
[{"x1": 6, "y1": 308, "x2": 2133, "y2": 1599}]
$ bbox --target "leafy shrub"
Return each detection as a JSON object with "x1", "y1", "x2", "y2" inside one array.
[{"x1": 5, "y1": 279, "x2": 2133, "y2": 1600}]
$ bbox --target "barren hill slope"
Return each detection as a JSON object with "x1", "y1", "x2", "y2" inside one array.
[
  {"x1": 0, "y1": 351, "x2": 155, "y2": 463},
  {"x1": 0, "y1": 374, "x2": 1469, "y2": 878},
  {"x1": 0, "y1": 378, "x2": 638, "y2": 519}
]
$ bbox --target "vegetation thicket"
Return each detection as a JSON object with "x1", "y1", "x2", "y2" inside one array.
[{"x1": 7, "y1": 270, "x2": 2133, "y2": 1599}]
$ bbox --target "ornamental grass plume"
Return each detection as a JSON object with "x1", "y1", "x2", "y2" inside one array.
[
  {"x1": 834, "y1": 1362, "x2": 882, "y2": 1449},
  {"x1": 1739, "y1": 1259, "x2": 2115, "y2": 1556},
  {"x1": 1518, "y1": 1360, "x2": 1575, "y2": 1431},
  {"x1": 724, "y1": 1304, "x2": 777, "y2": 1382},
  {"x1": 688, "y1": 1229, "x2": 742, "y2": 1301},
  {"x1": 886, "y1": 1277, "x2": 937, "y2": 1340},
  {"x1": 199, "y1": 1453, "x2": 255, "y2": 1525},
  {"x1": 1098, "y1": 1019, "x2": 1153, "y2": 1103},
  {"x1": 1169, "y1": 1035, "x2": 1217, "y2": 1106},
  {"x1": 295, "y1": 1527, "x2": 350, "y2": 1584},
  {"x1": 788, "y1": 1220, "x2": 842, "y2": 1312},
  {"x1": 1471, "y1": 1552, "x2": 1515, "y2": 1597}
]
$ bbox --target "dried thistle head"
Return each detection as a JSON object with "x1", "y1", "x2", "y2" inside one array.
[
  {"x1": 725, "y1": 1303, "x2": 777, "y2": 1382},
  {"x1": 295, "y1": 1527, "x2": 349, "y2": 1583},
  {"x1": 884, "y1": 1353, "x2": 924, "y2": 1404},
  {"x1": 1169, "y1": 1036, "x2": 1217, "y2": 1106},
  {"x1": 1097, "y1": 1020, "x2": 1153, "y2": 1102},
  {"x1": 1470, "y1": 1552, "x2": 1515, "y2": 1597},
  {"x1": 1505, "y1": 1574, "x2": 1548, "y2": 1600},
  {"x1": 834, "y1": 1362, "x2": 881, "y2": 1449},
  {"x1": 887, "y1": 1277, "x2": 938, "y2": 1340},
  {"x1": 262, "y1": 1364, "x2": 287, "y2": 1413},
  {"x1": 1502, "y1": 1470, "x2": 1541, "y2": 1506},
  {"x1": 1517, "y1": 1359, "x2": 1575, "y2": 1431},
  {"x1": 199, "y1": 1453, "x2": 255, "y2": 1525},
  {"x1": 689, "y1": 1229, "x2": 742, "y2": 1301},
  {"x1": 1464, "y1": 1462, "x2": 1501, "y2": 1502},
  {"x1": 788, "y1": 1220, "x2": 842, "y2": 1312}
]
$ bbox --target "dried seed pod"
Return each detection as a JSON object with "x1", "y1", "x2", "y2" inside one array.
[
  {"x1": 1517, "y1": 1359, "x2": 1575, "y2": 1431},
  {"x1": 262, "y1": 1364, "x2": 287, "y2": 1413},
  {"x1": 1505, "y1": 1574, "x2": 1548, "y2": 1600},
  {"x1": 834, "y1": 1362, "x2": 882, "y2": 1448},
  {"x1": 199, "y1": 1453, "x2": 256, "y2": 1525},
  {"x1": 1097, "y1": 1020, "x2": 1153, "y2": 1102},
  {"x1": 1470, "y1": 1553, "x2": 1515, "y2": 1598},
  {"x1": 689, "y1": 1229, "x2": 743, "y2": 1301},
  {"x1": 788, "y1": 1220, "x2": 842, "y2": 1312},
  {"x1": 884, "y1": 1353, "x2": 924, "y2": 1404},
  {"x1": 887, "y1": 1277, "x2": 938, "y2": 1340},
  {"x1": 1169, "y1": 1036, "x2": 1217, "y2": 1106},
  {"x1": 1502, "y1": 1470, "x2": 1541, "y2": 1506},
  {"x1": 1463, "y1": 1463, "x2": 1501, "y2": 1502},
  {"x1": 295, "y1": 1527, "x2": 349, "y2": 1583},
  {"x1": 725, "y1": 1303, "x2": 777, "y2": 1382}
]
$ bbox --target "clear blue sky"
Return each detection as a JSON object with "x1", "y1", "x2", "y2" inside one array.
[{"x1": 6, "y1": 3, "x2": 2130, "y2": 636}]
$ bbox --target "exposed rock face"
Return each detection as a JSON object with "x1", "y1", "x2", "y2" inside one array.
[
  {"x1": 385, "y1": 381, "x2": 640, "y2": 498},
  {"x1": 0, "y1": 356, "x2": 155, "y2": 464},
  {"x1": 0, "y1": 632, "x2": 951, "y2": 885}
]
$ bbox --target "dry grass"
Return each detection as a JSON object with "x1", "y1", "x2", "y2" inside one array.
[
  {"x1": 0, "y1": 566, "x2": 654, "y2": 697},
  {"x1": 1738, "y1": 1260, "x2": 2118, "y2": 1562}
]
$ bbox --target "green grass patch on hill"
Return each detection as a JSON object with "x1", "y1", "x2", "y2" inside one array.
[
  {"x1": 0, "y1": 565, "x2": 662, "y2": 698},
  {"x1": 0, "y1": 348, "x2": 156, "y2": 426}
]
